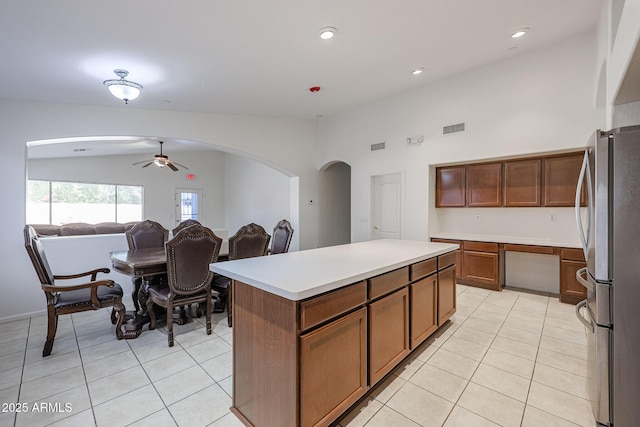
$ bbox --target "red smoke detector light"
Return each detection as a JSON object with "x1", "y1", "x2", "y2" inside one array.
[{"x1": 309, "y1": 86, "x2": 321, "y2": 93}]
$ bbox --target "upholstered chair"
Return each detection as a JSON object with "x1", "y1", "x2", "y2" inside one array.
[
  {"x1": 172, "y1": 219, "x2": 201, "y2": 236},
  {"x1": 146, "y1": 224, "x2": 222, "y2": 346},
  {"x1": 213, "y1": 223, "x2": 270, "y2": 327},
  {"x1": 125, "y1": 220, "x2": 169, "y2": 312},
  {"x1": 23, "y1": 225, "x2": 126, "y2": 356},
  {"x1": 269, "y1": 219, "x2": 294, "y2": 254}
]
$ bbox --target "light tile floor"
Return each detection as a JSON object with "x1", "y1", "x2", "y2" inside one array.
[{"x1": 0, "y1": 285, "x2": 595, "y2": 427}]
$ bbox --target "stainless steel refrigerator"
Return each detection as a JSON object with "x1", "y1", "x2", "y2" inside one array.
[{"x1": 575, "y1": 125, "x2": 640, "y2": 426}]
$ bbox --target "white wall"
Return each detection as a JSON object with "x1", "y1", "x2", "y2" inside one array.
[
  {"x1": 318, "y1": 33, "x2": 604, "y2": 244},
  {"x1": 224, "y1": 153, "x2": 296, "y2": 249},
  {"x1": 0, "y1": 101, "x2": 317, "y2": 321},
  {"x1": 28, "y1": 150, "x2": 227, "y2": 230}
]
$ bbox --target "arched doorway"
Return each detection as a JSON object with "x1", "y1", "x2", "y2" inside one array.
[{"x1": 318, "y1": 161, "x2": 351, "y2": 247}]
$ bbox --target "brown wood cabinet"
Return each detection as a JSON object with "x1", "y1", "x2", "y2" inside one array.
[
  {"x1": 544, "y1": 153, "x2": 587, "y2": 207},
  {"x1": 559, "y1": 248, "x2": 587, "y2": 304},
  {"x1": 300, "y1": 308, "x2": 367, "y2": 427},
  {"x1": 430, "y1": 238, "x2": 462, "y2": 280},
  {"x1": 504, "y1": 158, "x2": 542, "y2": 207},
  {"x1": 438, "y1": 264, "x2": 457, "y2": 325},
  {"x1": 467, "y1": 162, "x2": 503, "y2": 207},
  {"x1": 436, "y1": 166, "x2": 466, "y2": 207},
  {"x1": 231, "y1": 249, "x2": 458, "y2": 427},
  {"x1": 460, "y1": 241, "x2": 501, "y2": 291},
  {"x1": 410, "y1": 273, "x2": 437, "y2": 349},
  {"x1": 435, "y1": 151, "x2": 585, "y2": 208},
  {"x1": 369, "y1": 287, "x2": 410, "y2": 385}
]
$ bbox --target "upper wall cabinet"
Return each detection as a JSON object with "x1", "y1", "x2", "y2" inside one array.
[
  {"x1": 435, "y1": 151, "x2": 585, "y2": 208},
  {"x1": 544, "y1": 153, "x2": 587, "y2": 207},
  {"x1": 504, "y1": 158, "x2": 542, "y2": 207},
  {"x1": 467, "y1": 163, "x2": 502, "y2": 207},
  {"x1": 436, "y1": 166, "x2": 466, "y2": 207}
]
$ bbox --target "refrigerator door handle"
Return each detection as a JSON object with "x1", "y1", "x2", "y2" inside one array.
[
  {"x1": 576, "y1": 266, "x2": 593, "y2": 292},
  {"x1": 575, "y1": 150, "x2": 593, "y2": 261},
  {"x1": 575, "y1": 299, "x2": 593, "y2": 333}
]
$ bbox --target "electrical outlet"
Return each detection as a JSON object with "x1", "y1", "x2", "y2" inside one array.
[
  {"x1": 549, "y1": 214, "x2": 557, "y2": 222},
  {"x1": 475, "y1": 214, "x2": 480, "y2": 221}
]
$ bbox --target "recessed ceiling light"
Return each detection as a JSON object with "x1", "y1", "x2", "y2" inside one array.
[
  {"x1": 412, "y1": 68, "x2": 424, "y2": 75},
  {"x1": 511, "y1": 28, "x2": 529, "y2": 38},
  {"x1": 319, "y1": 27, "x2": 336, "y2": 40}
]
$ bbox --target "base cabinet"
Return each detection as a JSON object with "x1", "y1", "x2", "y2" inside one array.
[
  {"x1": 231, "y1": 249, "x2": 458, "y2": 427},
  {"x1": 300, "y1": 308, "x2": 367, "y2": 427},
  {"x1": 369, "y1": 287, "x2": 410, "y2": 385},
  {"x1": 560, "y1": 248, "x2": 587, "y2": 304},
  {"x1": 410, "y1": 273, "x2": 437, "y2": 349},
  {"x1": 438, "y1": 264, "x2": 456, "y2": 325}
]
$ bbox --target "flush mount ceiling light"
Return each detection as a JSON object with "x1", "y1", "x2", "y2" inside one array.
[
  {"x1": 318, "y1": 27, "x2": 336, "y2": 40},
  {"x1": 103, "y1": 69, "x2": 142, "y2": 104},
  {"x1": 511, "y1": 27, "x2": 529, "y2": 38},
  {"x1": 412, "y1": 67, "x2": 424, "y2": 75}
]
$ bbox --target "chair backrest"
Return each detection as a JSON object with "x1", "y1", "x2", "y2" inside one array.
[
  {"x1": 228, "y1": 223, "x2": 271, "y2": 260},
  {"x1": 172, "y1": 219, "x2": 201, "y2": 236},
  {"x1": 270, "y1": 219, "x2": 294, "y2": 254},
  {"x1": 166, "y1": 225, "x2": 222, "y2": 295},
  {"x1": 125, "y1": 220, "x2": 169, "y2": 250},
  {"x1": 24, "y1": 225, "x2": 55, "y2": 286}
]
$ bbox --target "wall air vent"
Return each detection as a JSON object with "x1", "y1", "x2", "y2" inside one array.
[
  {"x1": 370, "y1": 142, "x2": 386, "y2": 151},
  {"x1": 443, "y1": 122, "x2": 465, "y2": 135}
]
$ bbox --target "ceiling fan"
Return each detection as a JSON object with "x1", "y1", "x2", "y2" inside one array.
[{"x1": 132, "y1": 141, "x2": 188, "y2": 171}]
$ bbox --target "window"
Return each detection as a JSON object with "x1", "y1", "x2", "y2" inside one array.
[{"x1": 27, "y1": 180, "x2": 143, "y2": 225}]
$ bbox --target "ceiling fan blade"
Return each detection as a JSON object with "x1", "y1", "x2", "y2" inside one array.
[
  {"x1": 132, "y1": 159, "x2": 154, "y2": 165},
  {"x1": 171, "y1": 161, "x2": 189, "y2": 170},
  {"x1": 167, "y1": 162, "x2": 179, "y2": 171},
  {"x1": 141, "y1": 162, "x2": 154, "y2": 168}
]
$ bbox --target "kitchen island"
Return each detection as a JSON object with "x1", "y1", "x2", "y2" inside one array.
[{"x1": 210, "y1": 239, "x2": 459, "y2": 427}]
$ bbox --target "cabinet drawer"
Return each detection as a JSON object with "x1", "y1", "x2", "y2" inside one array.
[
  {"x1": 438, "y1": 251, "x2": 457, "y2": 270},
  {"x1": 561, "y1": 248, "x2": 585, "y2": 262},
  {"x1": 300, "y1": 281, "x2": 366, "y2": 331},
  {"x1": 410, "y1": 258, "x2": 437, "y2": 281},
  {"x1": 368, "y1": 267, "x2": 409, "y2": 300},
  {"x1": 463, "y1": 241, "x2": 499, "y2": 253}
]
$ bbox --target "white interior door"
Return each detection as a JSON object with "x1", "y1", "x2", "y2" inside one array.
[
  {"x1": 371, "y1": 173, "x2": 402, "y2": 240},
  {"x1": 175, "y1": 189, "x2": 202, "y2": 225}
]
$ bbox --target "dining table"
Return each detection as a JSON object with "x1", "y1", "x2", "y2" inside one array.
[
  {"x1": 110, "y1": 248, "x2": 169, "y2": 339},
  {"x1": 110, "y1": 244, "x2": 229, "y2": 339}
]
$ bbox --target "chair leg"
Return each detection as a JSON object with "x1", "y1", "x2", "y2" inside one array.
[
  {"x1": 110, "y1": 306, "x2": 117, "y2": 325},
  {"x1": 206, "y1": 294, "x2": 212, "y2": 335},
  {"x1": 43, "y1": 307, "x2": 58, "y2": 357},
  {"x1": 113, "y1": 300, "x2": 126, "y2": 340},
  {"x1": 167, "y1": 305, "x2": 174, "y2": 347},
  {"x1": 147, "y1": 298, "x2": 157, "y2": 330}
]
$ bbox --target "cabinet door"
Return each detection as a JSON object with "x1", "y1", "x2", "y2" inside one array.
[
  {"x1": 300, "y1": 307, "x2": 367, "y2": 427},
  {"x1": 544, "y1": 153, "x2": 587, "y2": 207},
  {"x1": 504, "y1": 158, "x2": 541, "y2": 207},
  {"x1": 436, "y1": 166, "x2": 466, "y2": 207},
  {"x1": 467, "y1": 163, "x2": 503, "y2": 207},
  {"x1": 462, "y1": 250, "x2": 500, "y2": 287},
  {"x1": 560, "y1": 259, "x2": 588, "y2": 305},
  {"x1": 410, "y1": 273, "x2": 437, "y2": 349},
  {"x1": 369, "y1": 287, "x2": 409, "y2": 385},
  {"x1": 438, "y1": 265, "x2": 456, "y2": 325}
]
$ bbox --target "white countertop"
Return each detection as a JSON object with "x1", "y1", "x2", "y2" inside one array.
[
  {"x1": 431, "y1": 232, "x2": 582, "y2": 249},
  {"x1": 209, "y1": 239, "x2": 458, "y2": 301}
]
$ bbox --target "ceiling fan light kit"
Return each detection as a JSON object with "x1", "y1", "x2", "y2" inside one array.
[
  {"x1": 132, "y1": 141, "x2": 188, "y2": 171},
  {"x1": 103, "y1": 69, "x2": 142, "y2": 104}
]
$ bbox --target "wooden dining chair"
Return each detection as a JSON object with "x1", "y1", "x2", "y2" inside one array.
[
  {"x1": 172, "y1": 219, "x2": 201, "y2": 237},
  {"x1": 24, "y1": 225, "x2": 126, "y2": 356},
  {"x1": 213, "y1": 223, "x2": 270, "y2": 327},
  {"x1": 146, "y1": 224, "x2": 222, "y2": 346},
  {"x1": 269, "y1": 219, "x2": 293, "y2": 254},
  {"x1": 125, "y1": 220, "x2": 169, "y2": 313}
]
